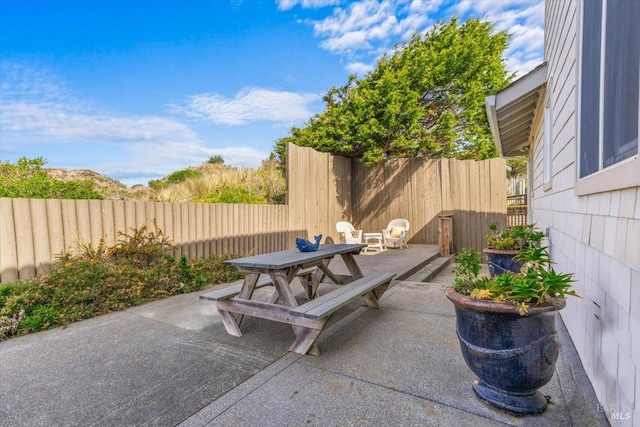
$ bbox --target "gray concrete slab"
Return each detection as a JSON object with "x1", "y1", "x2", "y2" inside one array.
[
  {"x1": 0, "y1": 311, "x2": 276, "y2": 427},
  {"x1": 380, "y1": 279, "x2": 452, "y2": 316},
  {"x1": 0, "y1": 245, "x2": 609, "y2": 427},
  {"x1": 198, "y1": 361, "x2": 506, "y2": 427}
]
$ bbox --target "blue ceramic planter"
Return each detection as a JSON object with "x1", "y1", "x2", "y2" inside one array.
[
  {"x1": 483, "y1": 249, "x2": 523, "y2": 276},
  {"x1": 445, "y1": 288, "x2": 565, "y2": 415}
]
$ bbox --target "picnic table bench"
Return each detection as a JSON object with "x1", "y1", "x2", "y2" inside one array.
[
  {"x1": 200, "y1": 244, "x2": 395, "y2": 355},
  {"x1": 289, "y1": 272, "x2": 394, "y2": 319}
]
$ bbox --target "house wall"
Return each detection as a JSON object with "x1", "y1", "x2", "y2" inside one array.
[{"x1": 531, "y1": 1, "x2": 640, "y2": 424}]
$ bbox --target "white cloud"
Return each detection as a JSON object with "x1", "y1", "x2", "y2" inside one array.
[
  {"x1": 0, "y1": 63, "x2": 70, "y2": 102},
  {"x1": 345, "y1": 61, "x2": 375, "y2": 75},
  {"x1": 310, "y1": 0, "x2": 442, "y2": 55},
  {"x1": 124, "y1": 142, "x2": 269, "y2": 170},
  {"x1": 507, "y1": 24, "x2": 544, "y2": 57},
  {"x1": 276, "y1": 0, "x2": 341, "y2": 10},
  {"x1": 321, "y1": 30, "x2": 372, "y2": 51},
  {"x1": 0, "y1": 101, "x2": 199, "y2": 144},
  {"x1": 451, "y1": 0, "x2": 545, "y2": 76},
  {"x1": 176, "y1": 87, "x2": 319, "y2": 125},
  {"x1": 505, "y1": 56, "x2": 543, "y2": 78},
  {"x1": 312, "y1": 0, "x2": 398, "y2": 52},
  {"x1": 297, "y1": 0, "x2": 544, "y2": 76},
  {"x1": 203, "y1": 146, "x2": 270, "y2": 168},
  {"x1": 1, "y1": 63, "x2": 199, "y2": 145}
]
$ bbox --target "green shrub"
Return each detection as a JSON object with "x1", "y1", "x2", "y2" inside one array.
[
  {"x1": 148, "y1": 179, "x2": 165, "y2": 191},
  {"x1": 21, "y1": 306, "x2": 60, "y2": 333},
  {"x1": 197, "y1": 186, "x2": 269, "y2": 204},
  {"x1": 485, "y1": 223, "x2": 544, "y2": 250},
  {"x1": 166, "y1": 169, "x2": 200, "y2": 183},
  {"x1": 0, "y1": 224, "x2": 244, "y2": 340},
  {"x1": 0, "y1": 157, "x2": 103, "y2": 199},
  {"x1": 205, "y1": 155, "x2": 225, "y2": 165}
]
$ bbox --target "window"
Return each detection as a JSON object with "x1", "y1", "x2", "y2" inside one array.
[{"x1": 578, "y1": 0, "x2": 639, "y2": 191}]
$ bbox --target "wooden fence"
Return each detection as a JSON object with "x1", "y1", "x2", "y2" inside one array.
[
  {"x1": 352, "y1": 157, "x2": 507, "y2": 255},
  {"x1": 0, "y1": 144, "x2": 507, "y2": 283},
  {"x1": 0, "y1": 199, "x2": 291, "y2": 282},
  {"x1": 507, "y1": 178, "x2": 526, "y2": 196},
  {"x1": 507, "y1": 194, "x2": 528, "y2": 227}
]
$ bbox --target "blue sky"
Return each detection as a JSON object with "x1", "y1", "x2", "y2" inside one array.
[{"x1": 0, "y1": 0, "x2": 544, "y2": 186}]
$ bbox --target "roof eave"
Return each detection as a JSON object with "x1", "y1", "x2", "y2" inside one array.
[{"x1": 485, "y1": 62, "x2": 548, "y2": 159}]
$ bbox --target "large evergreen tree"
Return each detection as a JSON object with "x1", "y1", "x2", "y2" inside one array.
[{"x1": 275, "y1": 17, "x2": 513, "y2": 165}]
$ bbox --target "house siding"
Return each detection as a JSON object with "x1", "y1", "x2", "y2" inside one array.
[{"x1": 531, "y1": 1, "x2": 639, "y2": 425}]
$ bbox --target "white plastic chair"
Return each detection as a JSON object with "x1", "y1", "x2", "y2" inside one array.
[
  {"x1": 382, "y1": 219, "x2": 410, "y2": 249},
  {"x1": 336, "y1": 221, "x2": 363, "y2": 244}
]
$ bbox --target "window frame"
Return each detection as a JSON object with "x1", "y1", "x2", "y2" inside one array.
[
  {"x1": 575, "y1": 0, "x2": 640, "y2": 196},
  {"x1": 543, "y1": 95, "x2": 553, "y2": 191}
]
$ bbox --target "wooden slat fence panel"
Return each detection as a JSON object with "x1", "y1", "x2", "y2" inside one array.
[
  {"x1": 0, "y1": 198, "x2": 19, "y2": 282},
  {"x1": 30, "y1": 199, "x2": 50, "y2": 276},
  {"x1": 352, "y1": 156, "x2": 506, "y2": 253},
  {"x1": 1, "y1": 144, "x2": 505, "y2": 283},
  {"x1": 46, "y1": 199, "x2": 65, "y2": 259},
  {"x1": 1, "y1": 198, "x2": 292, "y2": 283},
  {"x1": 287, "y1": 144, "x2": 351, "y2": 244}
]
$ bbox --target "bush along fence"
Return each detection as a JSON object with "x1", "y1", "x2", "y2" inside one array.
[{"x1": 0, "y1": 222, "x2": 245, "y2": 340}]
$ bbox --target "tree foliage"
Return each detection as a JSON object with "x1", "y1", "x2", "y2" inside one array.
[
  {"x1": 275, "y1": 17, "x2": 514, "y2": 165},
  {"x1": 0, "y1": 157, "x2": 103, "y2": 199},
  {"x1": 507, "y1": 158, "x2": 528, "y2": 178},
  {"x1": 205, "y1": 155, "x2": 225, "y2": 165}
]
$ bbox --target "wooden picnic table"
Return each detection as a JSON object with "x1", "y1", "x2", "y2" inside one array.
[{"x1": 201, "y1": 243, "x2": 395, "y2": 355}]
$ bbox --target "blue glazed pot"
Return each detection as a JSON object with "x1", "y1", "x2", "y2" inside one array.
[
  {"x1": 483, "y1": 249, "x2": 523, "y2": 276},
  {"x1": 445, "y1": 288, "x2": 565, "y2": 415}
]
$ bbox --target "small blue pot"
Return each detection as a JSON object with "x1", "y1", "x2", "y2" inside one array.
[{"x1": 483, "y1": 249, "x2": 523, "y2": 276}]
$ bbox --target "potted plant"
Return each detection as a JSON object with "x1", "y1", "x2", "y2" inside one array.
[
  {"x1": 445, "y1": 246, "x2": 577, "y2": 415},
  {"x1": 484, "y1": 223, "x2": 545, "y2": 276}
]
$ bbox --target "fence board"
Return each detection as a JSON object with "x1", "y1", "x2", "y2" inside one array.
[
  {"x1": 46, "y1": 199, "x2": 66, "y2": 257},
  {"x1": 30, "y1": 199, "x2": 50, "y2": 275},
  {"x1": 61, "y1": 200, "x2": 76, "y2": 251},
  {"x1": 451, "y1": 160, "x2": 463, "y2": 253},
  {"x1": 124, "y1": 201, "x2": 135, "y2": 233},
  {"x1": 195, "y1": 203, "x2": 203, "y2": 258},
  {"x1": 112, "y1": 201, "x2": 126, "y2": 246},
  {"x1": 101, "y1": 201, "x2": 115, "y2": 247},
  {"x1": 89, "y1": 200, "x2": 103, "y2": 246},
  {"x1": 202, "y1": 204, "x2": 210, "y2": 258},
  {"x1": 135, "y1": 201, "x2": 146, "y2": 228},
  {"x1": 75, "y1": 200, "x2": 91, "y2": 249},
  {"x1": 0, "y1": 199, "x2": 18, "y2": 282},
  {"x1": 213, "y1": 205, "x2": 222, "y2": 255},
  {"x1": 13, "y1": 199, "x2": 36, "y2": 278}
]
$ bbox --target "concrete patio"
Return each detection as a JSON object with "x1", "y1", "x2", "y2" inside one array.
[{"x1": 0, "y1": 245, "x2": 610, "y2": 426}]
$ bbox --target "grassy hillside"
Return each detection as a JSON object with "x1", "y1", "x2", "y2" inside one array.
[
  {"x1": 1, "y1": 157, "x2": 286, "y2": 204},
  {"x1": 149, "y1": 158, "x2": 286, "y2": 204},
  {"x1": 45, "y1": 168, "x2": 147, "y2": 200}
]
